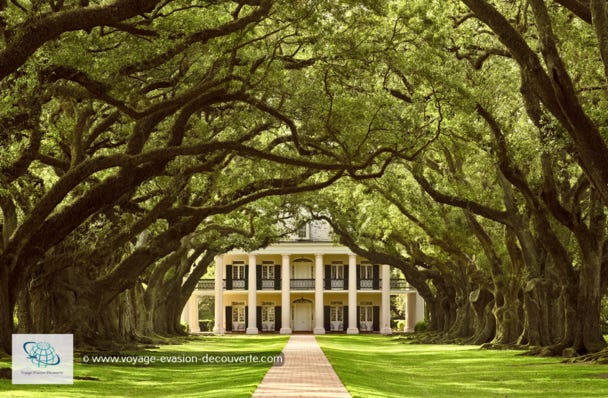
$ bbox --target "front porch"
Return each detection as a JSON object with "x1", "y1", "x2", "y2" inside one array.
[{"x1": 182, "y1": 289, "x2": 424, "y2": 335}]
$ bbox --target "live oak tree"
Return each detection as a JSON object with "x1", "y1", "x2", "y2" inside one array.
[
  {"x1": 1, "y1": 0, "x2": 607, "y2": 359},
  {"x1": 0, "y1": 0, "x2": 403, "y2": 352},
  {"x1": 449, "y1": 0, "x2": 608, "y2": 354},
  {"x1": 398, "y1": 0, "x2": 607, "y2": 356},
  {"x1": 457, "y1": 0, "x2": 608, "y2": 207},
  {"x1": 283, "y1": 0, "x2": 607, "y2": 356}
]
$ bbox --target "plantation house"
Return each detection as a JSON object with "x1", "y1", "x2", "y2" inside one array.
[{"x1": 183, "y1": 220, "x2": 424, "y2": 334}]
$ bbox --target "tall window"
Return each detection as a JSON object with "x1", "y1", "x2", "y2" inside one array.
[
  {"x1": 262, "y1": 264, "x2": 274, "y2": 279},
  {"x1": 360, "y1": 264, "x2": 373, "y2": 279},
  {"x1": 232, "y1": 306, "x2": 245, "y2": 322},
  {"x1": 331, "y1": 264, "x2": 343, "y2": 279},
  {"x1": 262, "y1": 306, "x2": 275, "y2": 323},
  {"x1": 360, "y1": 306, "x2": 373, "y2": 323},
  {"x1": 330, "y1": 306, "x2": 343, "y2": 322},
  {"x1": 232, "y1": 264, "x2": 246, "y2": 280}
]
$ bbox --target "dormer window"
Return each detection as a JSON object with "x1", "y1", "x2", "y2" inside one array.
[{"x1": 296, "y1": 223, "x2": 310, "y2": 240}]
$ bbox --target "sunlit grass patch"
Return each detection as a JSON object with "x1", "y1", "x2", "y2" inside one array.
[
  {"x1": 317, "y1": 334, "x2": 608, "y2": 398},
  {"x1": 0, "y1": 335, "x2": 288, "y2": 398}
]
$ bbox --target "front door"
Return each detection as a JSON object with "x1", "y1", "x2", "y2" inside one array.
[{"x1": 293, "y1": 303, "x2": 312, "y2": 331}]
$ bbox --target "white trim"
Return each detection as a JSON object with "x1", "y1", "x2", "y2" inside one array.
[{"x1": 227, "y1": 242, "x2": 355, "y2": 255}]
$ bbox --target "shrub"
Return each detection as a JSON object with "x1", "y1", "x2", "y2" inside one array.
[
  {"x1": 199, "y1": 319, "x2": 214, "y2": 331},
  {"x1": 396, "y1": 320, "x2": 405, "y2": 331},
  {"x1": 414, "y1": 320, "x2": 429, "y2": 332}
]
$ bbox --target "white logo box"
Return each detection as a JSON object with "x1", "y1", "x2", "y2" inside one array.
[{"x1": 12, "y1": 334, "x2": 73, "y2": 384}]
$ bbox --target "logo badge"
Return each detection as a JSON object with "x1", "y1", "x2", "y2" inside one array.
[
  {"x1": 23, "y1": 341, "x2": 62, "y2": 367},
  {"x1": 12, "y1": 334, "x2": 73, "y2": 384}
]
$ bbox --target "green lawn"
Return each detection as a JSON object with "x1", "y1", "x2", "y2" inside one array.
[
  {"x1": 0, "y1": 335, "x2": 288, "y2": 398},
  {"x1": 316, "y1": 335, "x2": 608, "y2": 398}
]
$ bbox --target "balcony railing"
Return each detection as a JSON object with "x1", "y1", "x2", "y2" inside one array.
[
  {"x1": 261, "y1": 279, "x2": 278, "y2": 290},
  {"x1": 330, "y1": 279, "x2": 345, "y2": 289},
  {"x1": 196, "y1": 279, "x2": 216, "y2": 290},
  {"x1": 360, "y1": 279, "x2": 373, "y2": 289},
  {"x1": 290, "y1": 279, "x2": 315, "y2": 289},
  {"x1": 197, "y1": 278, "x2": 411, "y2": 291},
  {"x1": 389, "y1": 279, "x2": 408, "y2": 290},
  {"x1": 232, "y1": 279, "x2": 246, "y2": 289}
]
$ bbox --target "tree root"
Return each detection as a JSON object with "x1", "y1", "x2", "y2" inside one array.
[
  {"x1": 562, "y1": 348, "x2": 608, "y2": 364},
  {"x1": 479, "y1": 342, "x2": 530, "y2": 351}
]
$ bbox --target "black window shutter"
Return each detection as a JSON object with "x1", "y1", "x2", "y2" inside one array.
[
  {"x1": 256, "y1": 265, "x2": 262, "y2": 290},
  {"x1": 324, "y1": 306, "x2": 331, "y2": 331},
  {"x1": 244, "y1": 267, "x2": 249, "y2": 290},
  {"x1": 356, "y1": 265, "x2": 361, "y2": 289},
  {"x1": 373, "y1": 306, "x2": 380, "y2": 332},
  {"x1": 357, "y1": 306, "x2": 361, "y2": 330},
  {"x1": 324, "y1": 265, "x2": 331, "y2": 289},
  {"x1": 226, "y1": 265, "x2": 233, "y2": 290},
  {"x1": 343, "y1": 306, "x2": 348, "y2": 331},
  {"x1": 275, "y1": 306, "x2": 281, "y2": 331},
  {"x1": 343, "y1": 266, "x2": 349, "y2": 289},
  {"x1": 225, "y1": 306, "x2": 232, "y2": 332},
  {"x1": 274, "y1": 265, "x2": 281, "y2": 290},
  {"x1": 256, "y1": 306, "x2": 262, "y2": 331},
  {"x1": 245, "y1": 306, "x2": 249, "y2": 328},
  {"x1": 372, "y1": 265, "x2": 380, "y2": 290}
]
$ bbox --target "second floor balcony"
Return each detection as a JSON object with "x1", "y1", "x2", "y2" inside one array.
[
  {"x1": 290, "y1": 279, "x2": 315, "y2": 290},
  {"x1": 196, "y1": 278, "x2": 411, "y2": 292}
]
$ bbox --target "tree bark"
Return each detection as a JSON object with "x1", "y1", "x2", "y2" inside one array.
[
  {"x1": 0, "y1": 264, "x2": 12, "y2": 353},
  {"x1": 468, "y1": 288, "x2": 495, "y2": 344},
  {"x1": 572, "y1": 250, "x2": 605, "y2": 353}
]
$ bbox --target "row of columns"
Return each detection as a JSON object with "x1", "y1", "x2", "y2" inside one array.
[{"x1": 212, "y1": 253, "x2": 394, "y2": 335}]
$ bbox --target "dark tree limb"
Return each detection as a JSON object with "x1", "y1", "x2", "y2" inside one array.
[{"x1": 0, "y1": 0, "x2": 161, "y2": 80}]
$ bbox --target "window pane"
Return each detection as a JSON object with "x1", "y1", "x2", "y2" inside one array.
[
  {"x1": 297, "y1": 225, "x2": 307, "y2": 238},
  {"x1": 330, "y1": 306, "x2": 343, "y2": 322},
  {"x1": 263, "y1": 265, "x2": 274, "y2": 279},
  {"x1": 233, "y1": 306, "x2": 245, "y2": 322},
  {"x1": 233, "y1": 265, "x2": 245, "y2": 279}
]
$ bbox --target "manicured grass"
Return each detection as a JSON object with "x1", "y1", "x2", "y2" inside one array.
[
  {"x1": 0, "y1": 335, "x2": 288, "y2": 397},
  {"x1": 316, "y1": 335, "x2": 608, "y2": 398}
]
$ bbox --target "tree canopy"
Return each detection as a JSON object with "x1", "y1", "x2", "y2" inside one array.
[{"x1": 1, "y1": 0, "x2": 607, "y2": 359}]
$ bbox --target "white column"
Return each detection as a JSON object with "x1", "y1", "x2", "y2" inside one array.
[
  {"x1": 280, "y1": 254, "x2": 292, "y2": 334},
  {"x1": 314, "y1": 253, "x2": 325, "y2": 334},
  {"x1": 213, "y1": 255, "x2": 225, "y2": 334},
  {"x1": 180, "y1": 305, "x2": 187, "y2": 326},
  {"x1": 347, "y1": 254, "x2": 359, "y2": 334},
  {"x1": 380, "y1": 264, "x2": 392, "y2": 335},
  {"x1": 405, "y1": 291, "x2": 417, "y2": 333},
  {"x1": 246, "y1": 254, "x2": 258, "y2": 334},
  {"x1": 188, "y1": 295, "x2": 200, "y2": 333},
  {"x1": 416, "y1": 291, "x2": 425, "y2": 324}
]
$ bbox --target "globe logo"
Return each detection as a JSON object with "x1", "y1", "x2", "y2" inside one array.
[{"x1": 23, "y1": 341, "x2": 61, "y2": 368}]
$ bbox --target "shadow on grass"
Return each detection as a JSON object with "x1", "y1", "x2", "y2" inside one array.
[{"x1": 316, "y1": 335, "x2": 608, "y2": 398}]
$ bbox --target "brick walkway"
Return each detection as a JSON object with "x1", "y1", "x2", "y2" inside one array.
[{"x1": 252, "y1": 335, "x2": 351, "y2": 398}]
